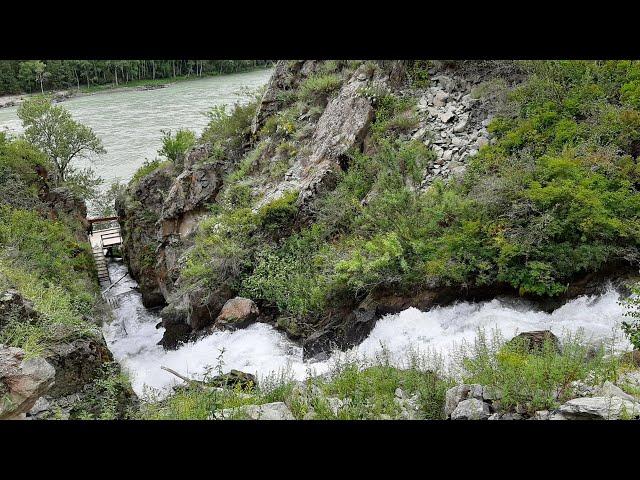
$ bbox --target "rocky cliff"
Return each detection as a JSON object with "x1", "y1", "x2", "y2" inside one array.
[
  {"x1": 117, "y1": 59, "x2": 639, "y2": 357},
  {"x1": 116, "y1": 60, "x2": 524, "y2": 351}
]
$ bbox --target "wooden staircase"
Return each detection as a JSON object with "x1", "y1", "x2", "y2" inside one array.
[{"x1": 92, "y1": 246, "x2": 111, "y2": 285}]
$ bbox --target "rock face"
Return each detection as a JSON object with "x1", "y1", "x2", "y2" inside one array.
[
  {"x1": 0, "y1": 345, "x2": 55, "y2": 419},
  {"x1": 116, "y1": 164, "x2": 174, "y2": 308},
  {"x1": 43, "y1": 335, "x2": 114, "y2": 398},
  {"x1": 215, "y1": 297, "x2": 259, "y2": 330},
  {"x1": 295, "y1": 62, "x2": 379, "y2": 210},
  {"x1": 119, "y1": 60, "x2": 531, "y2": 355}
]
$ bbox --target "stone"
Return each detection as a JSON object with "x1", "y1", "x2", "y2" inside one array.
[
  {"x1": 433, "y1": 90, "x2": 449, "y2": 107},
  {"x1": 598, "y1": 381, "x2": 637, "y2": 402},
  {"x1": 439, "y1": 110, "x2": 455, "y2": 123},
  {"x1": 214, "y1": 401, "x2": 295, "y2": 420},
  {"x1": 215, "y1": 297, "x2": 259, "y2": 331},
  {"x1": 482, "y1": 385, "x2": 503, "y2": 401},
  {"x1": 476, "y1": 136, "x2": 489, "y2": 149},
  {"x1": 559, "y1": 396, "x2": 640, "y2": 420},
  {"x1": 453, "y1": 114, "x2": 470, "y2": 133},
  {"x1": 451, "y1": 398, "x2": 491, "y2": 420},
  {"x1": 326, "y1": 396, "x2": 350, "y2": 416},
  {"x1": 617, "y1": 370, "x2": 640, "y2": 390},
  {"x1": 444, "y1": 384, "x2": 484, "y2": 417},
  {"x1": 1, "y1": 345, "x2": 55, "y2": 419},
  {"x1": 44, "y1": 334, "x2": 113, "y2": 398},
  {"x1": 506, "y1": 330, "x2": 561, "y2": 354}
]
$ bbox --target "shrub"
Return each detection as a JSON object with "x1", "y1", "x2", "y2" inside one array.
[
  {"x1": 459, "y1": 329, "x2": 620, "y2": 414},
  {"x1": 298, "y1": 74, "x2": 342, "y2": 104},
  {"x1": 257, "y1": 190, "x2": 299, "y2": 232},
  {"x1": 159, "y1": 129, "x2": 196, "y2": 162},
  {"x1": 129, "y1": 158, "x2": 170, "y2": 186},
  {"x1": 620, "y1": 283, "x2": 640, "y2": 349}
]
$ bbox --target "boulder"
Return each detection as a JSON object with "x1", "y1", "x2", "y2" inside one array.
[
  {"x1": 215, "y1": 297, "x2": 259, "y2": 331},
  {"x1": 43, "y1": 334, "x2": 113, "y2": 398},
  {"x1": 451, "y1": 398, "x2": 491, "y2": 420},
  {"x1": 209, "y1": 370, "x2": 257, "y2": 391},
  {"x1": 598, "y1": 380, "x2": 637, "y2": 403},
  {"x1": 559, "y1": 396, "x2": 640, "y2": 420},
  {"x1": 506, "y1": 330, "x2": 560, "y2": 354},
  {"x1": 0, "y1": 289, "x2": 38, "y2": 332},
  {"x1": 444, "y1": 384, "x2": 484, "y2": 417},
  {"x1": 0, "y1": 345, "x2": 55, "y2": 419}
]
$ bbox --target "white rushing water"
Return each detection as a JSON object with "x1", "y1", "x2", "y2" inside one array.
[
  {"x1": 0, "y1": 69, "x2": 272, "y2": 187},
  {"x1": 102, "y1": 260, "x2": 631, "y2": 399}
]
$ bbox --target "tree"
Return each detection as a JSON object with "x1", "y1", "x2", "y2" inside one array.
[
  {"x1": 159, "y1": 129, "x2": 196, "y2": 162},
  {"x1": 17, "y1": 96, "x2": 106, "y2": 184},
  {"x1": 18, "y1": 61, "x2": 48, "y2": 93}
]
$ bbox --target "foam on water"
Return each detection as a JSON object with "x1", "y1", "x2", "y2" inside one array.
[{"x1": 102, "y1": 260, "x2": 631, "y2": 398}]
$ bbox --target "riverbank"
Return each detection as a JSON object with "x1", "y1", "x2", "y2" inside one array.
[{"x1": 0, "y1": 66, "x2": 273, "y2": 110}]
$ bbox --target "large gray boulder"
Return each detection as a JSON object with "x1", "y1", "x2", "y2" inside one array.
[
  {"x1": 451, "y1": 398, "x2": 491, "y2": 420},
  {"x1": 559, "y1": 397, "x2": 640, "y2": 420},
  {"x1": 0, "y1": 345, "x2": 55, "y2": 419},
  {"x1": 444, "y1": 384, "x2": 484, "y2": 417}
]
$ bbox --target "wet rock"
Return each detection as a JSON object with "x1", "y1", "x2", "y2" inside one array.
[
  {"x1": 0, "y1": 345, "x2": 55, "y2": 419},
  {"x1": 451, "y1": 398, "x2": 491, "y2": 420},
  {"x1": 209, "y1": 370, "x2": 257, "y2": 391},
  {"x1": 215, "y1": 297, "x2": 259, "y2": 331},
  {"x1": 506, "y1": 330, "x2": 561, "y2": 354},
  {"x1": 116, "y1": 164, "x2": 175, "y2": 308}
]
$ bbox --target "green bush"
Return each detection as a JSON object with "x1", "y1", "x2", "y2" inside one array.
[
  {"x1": 298, "y1": 74, "x2": 342, "y2": 104},
  {"x1": 129, "y1": 158, "x2": 170, "y2": 186},
  {"x1": 159, "y1": 129, "x2": 196, "y2": 162},
  {"x1": 621, "y1": 283, "x2": 640, "y2": 349},
  {"x1": 257, "y1": 190, "x2": 299, "y2": 232}
]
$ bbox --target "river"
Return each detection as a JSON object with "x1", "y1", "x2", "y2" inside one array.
[
  {"x1": 103, "y1": 259, "x2": 630, "y2": 399},
  {"x1": 0, "y1": 69, "x2": 272, "y2": 188}
]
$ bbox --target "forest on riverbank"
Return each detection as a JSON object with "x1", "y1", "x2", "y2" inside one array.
[{"x1": 0, "y1": 60, "x2": 274, "y2": 96}]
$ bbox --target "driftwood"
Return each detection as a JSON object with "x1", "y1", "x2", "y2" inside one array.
[{"x1": 161, "y1": 366, "x2": 206, "y2": 386}]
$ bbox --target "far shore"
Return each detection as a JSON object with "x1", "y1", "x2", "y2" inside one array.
[{"x1": 0, "y1": 67, "x2": 272, "y2": 110}]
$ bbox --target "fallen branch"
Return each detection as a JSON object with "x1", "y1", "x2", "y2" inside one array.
[{"x1": 161, "y1": 366, "x2": 205, "y2": 386}]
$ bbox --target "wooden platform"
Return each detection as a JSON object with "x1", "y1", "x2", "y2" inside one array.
[{"x1": 88, "y1": 221, "x2": 122, "y2": 287}]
